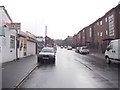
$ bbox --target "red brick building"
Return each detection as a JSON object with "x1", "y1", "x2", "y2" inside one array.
[
  {"x1": 45, "y1": 36, "x2": 54, "y2": 47},
  {"x1": 85, "y1": 24, "x2": 94, "y2": 48},
  {"x1": 72, "y1": 34, "x2": 77, "y2": 48},
  {"x1": 73, "y1": 4, "x2": 120, "y2": 53},
  {"x1": 91, "y1": 4, "x2": 120, "y2": 53}
]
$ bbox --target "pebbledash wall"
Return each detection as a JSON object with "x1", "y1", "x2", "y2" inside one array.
[
  {"x1": 75, "y1": 4, "x2": 120, "y2": 53},
  {"x1": 0, "y1": 6, "x2": 17, "y2": 63}
]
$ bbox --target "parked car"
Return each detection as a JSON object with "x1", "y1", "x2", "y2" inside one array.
[
  {"x1": 60, "y1": 46, "x2": 63, "y2": 49},
  {"x1": 67, "y1": 46, "x2": 72, "y2": 50},
  {"x1": 105, "y1": 39, "x2": 120, "y2": 64},
  {"x1": 79, "y1": 46, "x2": 89, "y2": 54},
  {"x1": 75, "y1": 47, "x2": 80, "y2": 53},
  {"x1": 37, "y1": 47, "x2": 56, "y2": 64},
  {"x1": 64, "y1": 46, "x2": 67, "y2": 48}
]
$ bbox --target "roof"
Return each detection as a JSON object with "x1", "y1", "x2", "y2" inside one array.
[{"x1": 0, "y1": 6, "x2": 12, "y2": 22}]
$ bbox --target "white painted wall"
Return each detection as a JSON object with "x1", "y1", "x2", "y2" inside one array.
[
  {"x1": 27, "y1": 41, "x2": 36, "y2": 56},
  {"x1": 0, "y1": 36, "x2": 1, "y2": 63},
  {"x1": 0, "y1": 7, "x2": 17, "y2": 63},
  {"x1": 2, "y1": 28, "x2": 16, "y2": 63}
]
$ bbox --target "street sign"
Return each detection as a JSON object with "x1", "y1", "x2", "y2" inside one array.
[{"x1": 6, "y1": 23, "x2": 21, "y2": 30}]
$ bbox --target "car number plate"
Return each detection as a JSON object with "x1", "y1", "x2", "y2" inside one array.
[{"x1": 43, "y1": 57, "x2": 49, "y2": 59}]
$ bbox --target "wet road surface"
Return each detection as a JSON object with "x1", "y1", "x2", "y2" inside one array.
[{"x1": 20, "y1": 47, "x2": 119, "y2": 88}]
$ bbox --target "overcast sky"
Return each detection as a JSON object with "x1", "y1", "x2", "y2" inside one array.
[{"x1": 1, "y1": 0, "x2": 120, "y2": 39}]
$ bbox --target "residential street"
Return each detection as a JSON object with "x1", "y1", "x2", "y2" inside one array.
[
  {"x1": 19, "y1": 47, "x2": 119, "y2": 88},
  {"x1": 1, "y1": 1, "x2": 120, "y2": 90}
]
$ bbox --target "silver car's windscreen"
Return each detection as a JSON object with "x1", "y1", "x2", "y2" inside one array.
[{"x1": 41, "y1": 48, "x2": 54, "y2": 53}]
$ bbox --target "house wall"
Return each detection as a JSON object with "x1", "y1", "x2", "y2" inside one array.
[
  {"x1": 0, "y1": 6, "x2": 17, "y2": 63},
  {"x1": 85, "y1": 25, "x2": 93, "y2": 48},
  {"x1": 114, "y1": 5, "x2": 120, "y2": 39},
  {"x1": 2, "y1": 28, "x2": 16, "y2": 63},
  {"x1": 81, "y1": 29, "x2": 86, "y2": 46},
  {"x1": 76, "y1": 33, "x2": 80, "y2": 47}
]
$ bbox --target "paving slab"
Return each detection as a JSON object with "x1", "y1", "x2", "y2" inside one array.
[{"x1": 2, "y1": 55, "x2": 38, "y2": 89}]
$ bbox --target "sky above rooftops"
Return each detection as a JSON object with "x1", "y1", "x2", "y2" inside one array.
[{"x1": 1, "y1": 0, "x2": 119, "y2": 39}]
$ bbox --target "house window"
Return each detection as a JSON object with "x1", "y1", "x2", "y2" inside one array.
[
  {"x1": 10, "y1": 35, "x2": 15, "y2": 48},
  {"x1": 89, "y1": 28, "x2": 92, "y2": 37},
  {"x1": 106, "y1": 30, "x2": 108, "y2": 35},
  {"x1": 105, "y1": 17, "x2": 107, "y2": 22},
  {"x1": 100, "y1": 32, "x2": 103, "y2": 36},
  {"x1": 108, "y1": 14, "x2": 114, "y2": 37},
  {"x1": 100, "y1": 21, "x2": 102, "y2": 25},
  {"x1": 97, "y1": 22, "x2": 99, "y2": 26},
  {"x1": 0, "y1": 25, "x2": 6, "y2": 36}
]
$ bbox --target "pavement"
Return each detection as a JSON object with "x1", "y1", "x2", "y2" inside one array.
[{"x1": 2, "y1": 55, "x2": 38, "y2": 89}]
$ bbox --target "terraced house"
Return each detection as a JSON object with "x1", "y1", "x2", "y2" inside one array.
[{"x1": 73, "y1": 4, "x2": 120, "y2": 54}]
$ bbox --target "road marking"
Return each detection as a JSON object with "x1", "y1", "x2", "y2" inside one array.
[{"x1": 74, "y1": 59, "x2": 93, "y2": 71}]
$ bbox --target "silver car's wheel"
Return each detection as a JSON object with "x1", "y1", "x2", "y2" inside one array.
[{"x1": 106, "y1": 57, "x2": 111, "y2": 64}]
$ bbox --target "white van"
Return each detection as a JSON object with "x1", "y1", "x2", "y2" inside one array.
[{"x1": 105, "y1": 39, "x2": 120, "y2": 64}]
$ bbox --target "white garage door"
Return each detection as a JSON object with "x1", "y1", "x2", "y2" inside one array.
[{"x1": 27, "y1": 41, "x2": 36, "y2": 56}]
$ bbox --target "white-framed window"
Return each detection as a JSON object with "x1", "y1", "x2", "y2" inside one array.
[
  {"x1": 10, "y1": 35, "x2": 15, "y2": 48},
  {"x1": 108, "y1": 14, "x2": 114, "y2": 37},
  {"x1": 105, "y1": 17, "x2": 107, "y2": 22},
  {"x1": 100, "y1": 21, "x2": 102, "y2": 25},
  {"x1": 106, "y1": 30, "x2": 108, "y2": 35},
  {"x1": 100, "y1": 32, "x2": 103, "y2": 36},
  {"x1": 89, "y1": 28, "x2": 92, "y2": 37}
]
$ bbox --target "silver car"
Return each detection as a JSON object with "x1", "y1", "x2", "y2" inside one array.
[
  {"x1": 37, "y1": 47, "x2": 56, "y2": 63},
  {"x1": 79, "y1": 46, "x2": 89, "y2": 54}
]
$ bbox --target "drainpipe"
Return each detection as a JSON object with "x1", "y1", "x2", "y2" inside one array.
[{"x1": 16, "y1": 29, "x2": 19, "y2": 60}]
